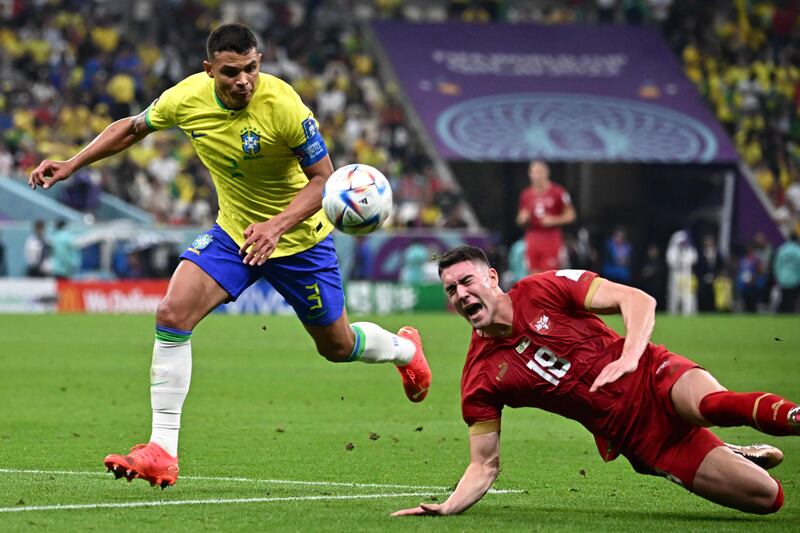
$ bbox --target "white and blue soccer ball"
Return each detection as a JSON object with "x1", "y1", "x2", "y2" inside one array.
[{"x1": 322, "y1": 164, "x2": 393, "y2": 235}]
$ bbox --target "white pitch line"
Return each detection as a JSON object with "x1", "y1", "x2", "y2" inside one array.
[
  {"x1": 0, "y1": 491, "x2": 442, "y2": 513},
  {"x1": 0, "y1": 468, "x2": 447, "y2": 491},
  {"x1": 0, "y1": 468, "x2": 523, "y2": 495}
]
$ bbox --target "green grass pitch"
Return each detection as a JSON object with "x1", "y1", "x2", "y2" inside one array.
[{"x1": 0, "y1": 312, "x2": 798, "y2": 531}]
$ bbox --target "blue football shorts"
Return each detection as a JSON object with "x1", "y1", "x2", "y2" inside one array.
[{"x1": 180, "y1": 224, "x2": 344, "y2": 326}]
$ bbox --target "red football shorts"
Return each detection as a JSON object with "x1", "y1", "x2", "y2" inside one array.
[
  {"x1": 525, "y1": 231, "x2": 562, "y2": 272},
  {"x1": 618, "y1": 349, "x2": 724, "y2": 489}
]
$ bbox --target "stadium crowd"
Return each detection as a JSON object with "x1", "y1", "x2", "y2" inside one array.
[
  {"x1": 367, "y1": 0, "x2": 800, "y2": 235},
  {"x1": 0, "y1": 0, "x2": 467, "y2": 229},
  {"x1": 495, "y1": 223, "x2": 799, "y2": 314},
  {"x1": 1, "y1": 1, "x2": 799, "y2": 312},
  {"x1": 5, "y1": 1, "x2": 798, "y2": 232}
]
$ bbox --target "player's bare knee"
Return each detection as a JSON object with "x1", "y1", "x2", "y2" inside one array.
[
  {"x1": 317, "y1": 340, "x2": 352, "y2": 362},
  {"x1": 155, "y1": 298, "x2": 191, "y2": 330},
  {"x1": 749, "y1": 479, "x2": 781, "y2": 515}
]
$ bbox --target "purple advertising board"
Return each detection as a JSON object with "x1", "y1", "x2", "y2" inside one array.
[{"x1": 372, "y1": 21, "x2": 738, "y2": 164}]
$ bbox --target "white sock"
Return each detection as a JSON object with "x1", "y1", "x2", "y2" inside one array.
[
  {"x1": 349, "y1": 322, "x2": 415, "y2": 365},
  {"x1": 149, "y1": 337, "x2": 192, "y2": 457}
]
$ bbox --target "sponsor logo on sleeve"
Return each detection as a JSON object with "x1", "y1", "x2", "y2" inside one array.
[{"x1": 302, "y1": 117, "x2": 318, "y2": 140}]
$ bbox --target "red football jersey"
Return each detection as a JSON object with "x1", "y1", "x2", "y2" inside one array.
[
  {"x1": 518, "y1": 183, "x2": 571, "y2": 233},
  {"x1": 461, "y1": 270, "x2": 667, "y2": 445}
]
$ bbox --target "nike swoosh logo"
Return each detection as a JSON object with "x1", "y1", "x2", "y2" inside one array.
[
  {"x1": 191, "y1": 131, "x2": 207, "y2": 138},
  {"x1": 306, "y1": 309, "x2": 326, "y2": 320},
  {"x1": 412, "y1": 387, "x2": 429, "y2": 400},
  {"x1": 150, "y1": 380, "x2": 169, "y2": 387}
]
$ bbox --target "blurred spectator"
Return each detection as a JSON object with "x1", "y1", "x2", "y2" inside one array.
[
  {"x1": 666, "y1": 230, "x2": 697, "y2": 315},
  {"x1": 0, "y1": 144, "x2": 13, "y2": 177},
  {"x1": 516, "y1": 160, "x2": 576, "y2": 273},
  {"x1": 349, "y1": 235, "x2": 374, "y2": 281},
  {"x1": 503, "y1": 237, "x2": 528, "y2": 289},
  {"x1": 601, "y1": 226, "x2": 632, "y2": 283},
  {"x1": 623, "y1": 0, "x2": 646, "y2": 25},
  {"x1": 713, "y1": 267, "x2": 735, "y2": 312},
  {"x1": 58, "y1": 168, "x2": 101, "y2": 215},
  {"x1": 147, "y1": 138, "x2": 181, "y2": 186},
  {"x1": 399, "y1": 241, "x2": 437, "y2": 284},
  {"x1": 125, "y1": 250, "x2": 147, "y2": 279},
  {"x1": 647, "y1": 0, "x2": 674, "y2": 28},
  {"x1": 694, "y1": 233, "x2": 726, "y2": 312},
  {"x1": 786, "y1": 174, "x2": 800, "y2": 216},
  {"x1": 442, "y1": 203, "x2": 469, "y2": 229},
  {"x1": 596, "y1": 0, "x2": 617, "y2": 23},
  {"x1": 736, "y1": 244, "x2": 767, "y2": 313},
  {"x1": 50, "y1": 219, "x2": 80, "y2": 279},
  {"x1": 565, "y1": 227, "x2": 599, "y2": 271},
  {"x1": 24, "y1": 219, "x2": 50, "y2": 277},
  {"x1": 0, "y1": 232, "x2": 6, "y2": 276},
  {"x1": 773, "y1": 232, "x2": 800, "y2": 313},
  {"x1": 752, "y1": 231, "x2": 774, "y2": 308},
  {"x1": 638, "y1": 243, "x2": 667, "y2": 309}
]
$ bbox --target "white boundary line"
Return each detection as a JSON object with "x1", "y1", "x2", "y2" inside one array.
[
  {"x1": 0, "y1": 468, "x2": 524, "y2": 513},
  {"x1": 0, "y1": 492, "x2": 442, "y2": 513},
  {"x1": 0, "y1": 468, "x2": 450, "y2": 491}
]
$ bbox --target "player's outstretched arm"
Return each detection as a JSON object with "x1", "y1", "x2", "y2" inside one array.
[
  {"x1": 240, "y1": 155, "x2": 334, "y2": 265},
  {"x1": 29, "y1": 110, "x2": 153, "y2": 190},
  {"x1": 588, "y1": 279, "x2": 656, "y2": 392},
  {"x1": 392, "y1": 431, "x2": 500, "y2": 517}
]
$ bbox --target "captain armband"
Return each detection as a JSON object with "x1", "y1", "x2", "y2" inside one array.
[
  {"x1": 292, "y1": 117, "x2": 328, "y2": 167},
  {"x1": 583, "y1": 277, "x2": 603, "y2": 310}
]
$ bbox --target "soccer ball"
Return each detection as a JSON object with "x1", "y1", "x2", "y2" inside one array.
[{"x1": 322, "y1": 164, "x2": 393, "y2": 235}]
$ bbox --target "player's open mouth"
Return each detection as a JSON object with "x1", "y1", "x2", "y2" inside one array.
[{"x1": 464, "y1": 303, "x2": 482, "y2": 317}]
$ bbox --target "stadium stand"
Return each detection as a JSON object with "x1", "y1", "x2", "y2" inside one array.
[
  {"x1": 0, "y1": 0, "x2": 470, "y2": 229},
  {"x1": 0, "y1": 0, "x2": 796, "y2": 313}
]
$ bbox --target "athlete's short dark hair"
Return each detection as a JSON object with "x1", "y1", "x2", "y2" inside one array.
[
  {"x1": 206, "y1": 23, "x2": 258, "y2": 59},
  {"x1": 437, "y1": 246, "x2": 490, "y2": 276}
]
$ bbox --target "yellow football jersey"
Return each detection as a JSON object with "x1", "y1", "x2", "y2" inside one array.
[{"x1": 145, "y1": 72, "x2": 332, "y2": 257}]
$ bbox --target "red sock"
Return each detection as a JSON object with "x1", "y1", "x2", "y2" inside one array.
[
  {"x1": 768, "y1": 479, "x2": 784, "y2": 514},
  {"x1": 698, "y1": 391, "x2": 797, "y2": 436}
]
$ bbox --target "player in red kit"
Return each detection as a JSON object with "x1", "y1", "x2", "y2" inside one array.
[
  {"x1": 516, "y1": 160, "x2": 576, "y2": 273},
  {"x1": 393, "y1": 246, "x2": 797, "y2": 517}
]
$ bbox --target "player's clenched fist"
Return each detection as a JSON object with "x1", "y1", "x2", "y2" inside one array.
[{"x1": 29, "y1": 159, "x2": 74, "y2": 190}]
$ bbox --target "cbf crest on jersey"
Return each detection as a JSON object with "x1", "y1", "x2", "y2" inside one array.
[
  {"x1": 240, "y1": 127, "x2": 262, "y2": 156},
  {"x1": 187, "y1": 233, "x2": 213, "y2": 255}
]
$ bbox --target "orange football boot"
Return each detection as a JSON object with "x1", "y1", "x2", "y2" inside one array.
[
  {"x1": 104, "y1": 442, "x2": 179, "y2": 489},
  {"x1": 396, "y1": 326, "x2": 431, "y2": 402}
]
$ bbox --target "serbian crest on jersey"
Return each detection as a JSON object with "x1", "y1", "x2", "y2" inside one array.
[
  {"x1": 240, "y1": 127, "x2": 262, "y2": 155},
  {"x1": 534, "y1": 314, "x2": 551, "y2": 332}
]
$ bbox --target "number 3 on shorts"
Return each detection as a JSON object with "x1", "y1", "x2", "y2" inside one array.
[{"x1": 305, "y1": 282, "x2": 323, "y2": 310}]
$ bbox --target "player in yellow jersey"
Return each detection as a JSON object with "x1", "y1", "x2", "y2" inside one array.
[{"x1": 29, "y1": 23, "x2": 430, "y2": 489}]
